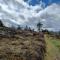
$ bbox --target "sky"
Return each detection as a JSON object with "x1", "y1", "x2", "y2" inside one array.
[
  {"x1": 0, "y1": 0, "x2": 60, "y2": 31},
  {"x1": 24, "y1": 0, "x2": 60, "y2": 6}
]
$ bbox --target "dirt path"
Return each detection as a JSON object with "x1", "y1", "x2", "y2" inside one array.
[{"x1": 45, "y1": 35, "x2": 60, "y2": 60}]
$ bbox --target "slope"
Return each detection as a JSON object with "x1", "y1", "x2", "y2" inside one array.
[{"x1": 0, "y1": 29, "x2": 46, "y2": 60}]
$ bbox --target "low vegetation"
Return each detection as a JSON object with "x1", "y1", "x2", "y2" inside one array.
[
  {"x1": 0, "y1": 26, "x2": 46, "y2": 60},
  {"x1": 0, "y1": 20, "x2": 60, "y2": 60},
  {"x1": 45, "y1": 35, "x2": 60, "y2": 60}
]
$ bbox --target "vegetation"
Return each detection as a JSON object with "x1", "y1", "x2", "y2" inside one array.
[
  {"x1": 17, "y1": 25, "x2": 22, "y2": 30},
  {"x1": 37, "y1": 21, "x2": 43, "y2": 32},
  {"x1": 24, "y1": 25, "x2": 29, "y2": 31},
  {"x1": 0, "y1": 19, "x2": 60, "y2": 60},
  {"x1": 45, "y1": 35, "x2": 60, "y2": 60},
  {"x1": 0, "y1": 20, "x2": 4, "y2": 27},
  {"x1": 0, "y1": 26, "x2": 46, "y2": 60}
]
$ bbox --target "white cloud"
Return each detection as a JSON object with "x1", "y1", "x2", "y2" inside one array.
[
  {"x1": 36, "y1": 3, "x2": 60, "y2": 31},
  {"x1": 0, "y1": 0, "x2": 60, "y2": 31},
  {"x1": 0, "y1": 0, "x2": 41, "y2": 24}
]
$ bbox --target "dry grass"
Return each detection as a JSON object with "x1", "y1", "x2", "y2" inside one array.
[{"x1": 0, "y1": 30, "x2": 46, "y2": 60}]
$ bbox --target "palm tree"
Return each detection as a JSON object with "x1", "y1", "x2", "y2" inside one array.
[{"x1": 37, "y1": 21, "x2": 43, "y2": 32}]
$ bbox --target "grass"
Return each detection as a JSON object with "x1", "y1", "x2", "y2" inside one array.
[
  {"x1": 0, "y1": 31, "x2": 46, "y2": 60},
  {"x1": 51, "y1": 39, "x2": 60, "y2": 52},
  {"x1": 45, "y1": 35, "x2": 60, "y2": 60}
]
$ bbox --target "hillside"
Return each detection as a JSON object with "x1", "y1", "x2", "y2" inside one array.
[{"x1": 0, "y1": 27, "x2": 46, "y2": 60}]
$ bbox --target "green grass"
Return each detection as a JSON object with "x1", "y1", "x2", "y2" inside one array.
[
  {"x1": 51, "y1": 39, "x2": 60, "y2": 52},
  {"x1": 45, "y1": 35, "x2": 60, "y2": 60}
]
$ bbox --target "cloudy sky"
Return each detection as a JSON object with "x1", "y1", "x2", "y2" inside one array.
[{"x1": 0, "y1": 0, "x2": 60, "y2": 31}]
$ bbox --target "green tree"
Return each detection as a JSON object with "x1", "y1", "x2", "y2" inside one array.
[
  {"x1": 37, "y1": 21, "x2": 43, "y2": 32},
  {"x1": 17, "y1": 25, "x2": 22, "y2": 30},
  {"x1": 24, "y1": 25, "x2": 29, "y2": 30},
  {"x1": 0, "y1": 20, "x2": 4, "y2": 27}
]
